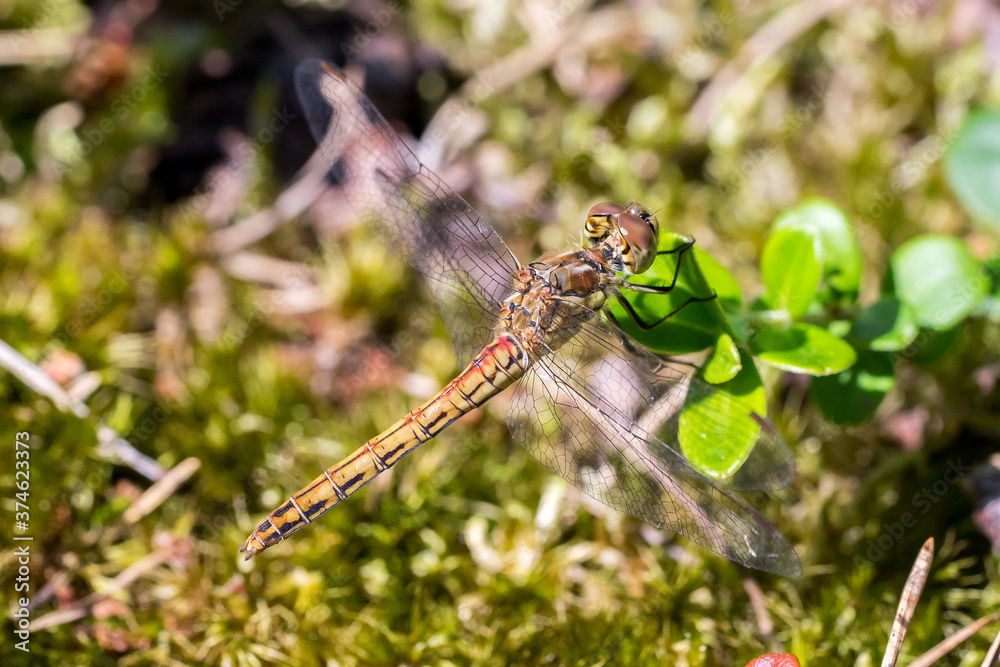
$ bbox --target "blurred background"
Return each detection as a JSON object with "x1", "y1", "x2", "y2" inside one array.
[{"x1": 1, "y1": 0, "x2": 1000, "y2": 664}]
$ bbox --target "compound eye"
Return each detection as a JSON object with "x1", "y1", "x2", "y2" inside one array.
[
  {"x1": 625, "y1": 202, "x2": 645, "y2": 217},
  {"x1": 645, "y1": 211, "x2": 660, "y2": 233},
  {"x1": 626, "y1": 202, "x2": 660, "y2": 237},
  {"x1": 618, "y1": 212, "x2": 655, "y2": 249},
  {"x1": 588, "y1": 202, "x2": 626, "y2": 218},
  {"x1": 618, "y1": 212, "x2": 657, "y2": 273}
]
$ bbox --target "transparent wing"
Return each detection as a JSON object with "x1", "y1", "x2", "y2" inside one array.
[
  {"x1": 295, "y1": 59, "x2": 520, "y2": 361},
  {"x1": 610, "y1": 330, "x2": 796, "y2": 494},
  {"x1": 525, "y1": 313, "x2": 795, "y2": 493},
  {"x1": 506, "y1": 318, "x2": 800, "y2": 576}
]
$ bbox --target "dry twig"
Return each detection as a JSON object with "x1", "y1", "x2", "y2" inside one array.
[
  {"x1": 0, "y1": 27, "x2": 82, "y2": 66},
  {"x1": 744, "y1": 577, "x2": 775, "y2": 638},
  {"x1": 122, "y1": 457, "x2": 201, "y2": 524},
  {"x1": 907, "y1": 612, "x2": 1000, "y2": 667},
  {"x1": 96, "y1": 426, "x2": 165, "y2": 482},
  {"x1": 420, "y1": 4, "x2": 640, "y2": 165},
  {"x1": 881, "y1": 537, "x2": 934, "y2": 667},
  {"x1": 29, "y1": 545, "x2": 174, "y2": 632},
  {"x1": 0, "y1": 338, "x2": 89, "y2": 417},
  {"x1": 211, "y1": 149, "x2": 333, "y2": 254},
  {"x1": 686, "y1": 0, "x2": 856, "y2": 140},
  {"x1": 980, "y1": 622, "x2": 1000, "y2": 667},
  {"x1": 0, "y1": 338, "x2": 166, "y2": 480}
]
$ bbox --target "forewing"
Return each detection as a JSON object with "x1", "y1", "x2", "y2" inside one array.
[
  {"x1": 295, "y1": 59, "x2": 520, "y2": 361},
  {"x1": 506, "y1": 321, "x2": 800, "y2": 576}
]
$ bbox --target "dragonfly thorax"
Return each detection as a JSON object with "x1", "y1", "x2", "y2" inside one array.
[{"x1": 498, "y1": 250, "x2": 610, "y2": 352}]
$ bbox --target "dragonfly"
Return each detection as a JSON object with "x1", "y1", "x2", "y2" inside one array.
[{"x1": 239, "y1": 60, "x2": 801, "y2": 576}]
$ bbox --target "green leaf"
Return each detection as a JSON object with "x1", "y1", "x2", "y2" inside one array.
[
  {"x1": 828, "y1": 319, "x2": 852, "y2": 338},
  {"x1": 774, "y1": 198, "x2": 862, "y2": 302},
  {"x1": 703, "y1": 333, "x2": 741, "y2": 384},
  {"x1": 760, "y1": 228, "x2": 821, "y2": 318},
  {"x1": 695, "y1": 247, "x2": 743, "y2": 307},
  {"x1": 908, "y1": 326, "x2": 959, "y2": 365},
  {"x1": 945, "y1": 109, "x2": 1000, "y2": 229},
  {"x1": 975, "y1": 296, "x2": 1000, "y2": 323},
  {"x1": 680, "y1": 349, "x2": 766, "y2": 479},
  {"x1": 609, "y1": 232, "x2": 739, "y2": 354},
  {"x1": 849, "y1": 297, "x2": 919, "y2": 351},
  {"x1": 973, "y1": 256, "x2": 1000, "y2": 322},
  {"x1": 985, "y1": 256, "x2": 1000, "y2": 293},
  {"x1": 891, "y1": 235, "x2": 989, "y2": 330},
  {"x1": 750, "y1": 322, "x2": 857, "y2": 375},
  {"x1": 810, "y1": 351, "x2": 894, "y2": 424}
]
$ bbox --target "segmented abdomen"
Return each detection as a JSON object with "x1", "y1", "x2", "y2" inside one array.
[{"x1": 240, "y1": 334, "x2": 527, "y2": 559}]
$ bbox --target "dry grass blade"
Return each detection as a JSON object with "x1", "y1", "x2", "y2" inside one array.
[
  {"x1": 905, "y1": 612, "x2": 1000, "y2": 667},
  {"x1": 420, "y1": 4, "x2": 637, "y2": 163},
  {"x1": 26, "y1": 460, "x2": 198, "y2": 618},
  {"x1": 686, "y1": 0, "x2": 855, "y2": 140},
  {"x1": 982, "y1": 622, "x2": 1000, "y2": 667},
  {"x1": 211, "y1": 149, "x2": 332, "y2": 253},
  {"x1": 881, "y1": 537, "x2": 934, "y2": 667},
  {"x1": 27, "y1": 569, "x2": 71, "y2": 613},
  {"x1": 96, "y1": 425, "x2": 166, "y2": 482},
  {"x1": 0, "y1": 338, "x2": 89, "y2": 417},
  {"x1": 744, "y1": 577, "x2": 775, "y2": 638},
  {"x1": 219, "y1": 252, "x2": 317, "y2": 288},
  {"x1": 0, "y1": 338, "x2": 168, "y2": 480},
  {"x1": 0, "y1": 27, "x2": 82, "y2": 66},
  {"x1": 28, "y1": 550, "x2": 170, "y2": 632},
  {"x1": 123, "y1": 457, "x2": 202, "y2": 524}
]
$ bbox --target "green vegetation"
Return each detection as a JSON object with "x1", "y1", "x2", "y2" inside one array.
[{"x1": 2, "y1": 0, "x2": 1000, "y2": 665}]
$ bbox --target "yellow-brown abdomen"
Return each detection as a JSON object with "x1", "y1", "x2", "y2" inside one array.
[{"x1": 240, "y1": 334, "x2": 527, "y2": 558}]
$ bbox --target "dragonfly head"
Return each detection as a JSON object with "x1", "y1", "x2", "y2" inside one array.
[{"x1": 584, "y1": 201, "x2": 660, "y2": 275}]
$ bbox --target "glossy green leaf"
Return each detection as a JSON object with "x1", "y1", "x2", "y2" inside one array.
[
  {"x1": 810, "y1": 350, "x2": 894, "y2": 424},
  {"x1": 703, "y1": 333, "x2": 741, "y2": 384},
  {"x1": 680, "y1": 348, "x2": 766, "y2": 479},
  {"x1": 891, "y1": 235, "x2": 988, "y2": 330},
  {"x1": 945, "y1": 109, "x2": 1000, "y2": 229},
  {"x1": 827, "y1": 319, "x2": 852, "y2": 338},
  {"x1": 750, "y1": 322, "x2": 857, "y2": 376},
  {"x1": 695, "y1": 248, "x2": 743, "y2": 307},
  {"x1": 774, "y1": 198, "x2": 862, "y2": 302},
  {"x1": 760, "y1": 228, "x2": 821, "y2": 318},
  {"x1": 849, "y1": 297, "x2": 919, "y2": 351},
  {"x1": 610, "y1": 232, "x2": 739, "y2": 354}
]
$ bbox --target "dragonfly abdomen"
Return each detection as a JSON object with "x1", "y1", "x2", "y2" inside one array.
[{"x1": 240, "y1": 334, "x2": 528, "y2": 559}]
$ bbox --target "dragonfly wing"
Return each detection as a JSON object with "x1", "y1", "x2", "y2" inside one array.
[
  {"x1": 295, "y1": 59, "x2": 520, "y2": 361},
  {"x1": 506, "y1": 321, "x2": 800, "y2": 576},
  {"x1": 581, "y1": 324, "x2": 794, "y2": 493}
]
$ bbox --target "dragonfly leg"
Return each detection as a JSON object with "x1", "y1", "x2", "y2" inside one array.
[
  {"x1": 612, "y1": 238, "x2": 717, "y2": 330},
  {"x1": 611, "y1": 291, "x2": 717, "y2": 330},
  {"x1": 656, "y1": 238, "x2": 695, "y2": 256},
  {"x1": 623, "y1": 239, "x2": 695, "y2": 295}
]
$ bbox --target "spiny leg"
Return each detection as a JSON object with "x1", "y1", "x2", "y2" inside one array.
[
  {"x1": 615, "y1": 238, "x2": 717, "y2": 330},
  {"x1": 612, "y1": 291, "x2": 718, "y2": 331}
]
